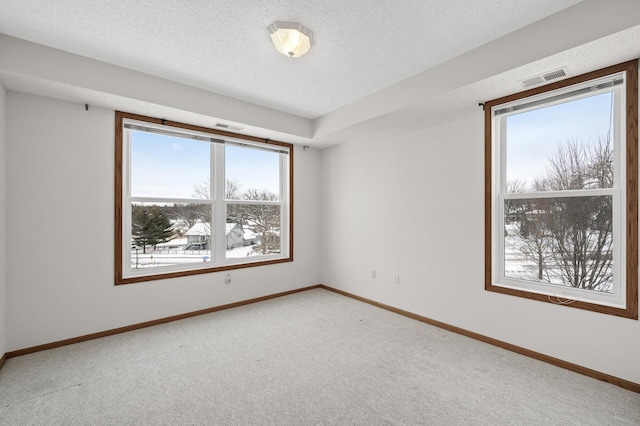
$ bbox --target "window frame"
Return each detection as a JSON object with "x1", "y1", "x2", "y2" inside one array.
[
  {"x1": 115, "y1": 111, "x2": 294, "y2": 285},
  {"x1": 484, "y1": 60, "x2": 638, "y2": 319}
]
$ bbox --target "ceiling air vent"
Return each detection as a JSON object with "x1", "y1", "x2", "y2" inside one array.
[
  {"x1": 542, "y1": 68, "x2": 567, "y2": 82},
  {"x1": 214, "y1": 122, "x2": 244, "y2": 132},
  {"x1": 519, "y1": 67, "x2": 569, "y2": 88}
]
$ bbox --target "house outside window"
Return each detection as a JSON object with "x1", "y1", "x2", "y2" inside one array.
[{"x1": 115, "y1": 112, "x2": 293, "y2": 284}]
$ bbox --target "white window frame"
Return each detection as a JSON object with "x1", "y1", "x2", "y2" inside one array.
[
  {"x1": 115, "y1": 113, "x2": 293, "y2": 285},
  {"x1": 484, "y1": 60, "x2": 638, "y2": 319}
]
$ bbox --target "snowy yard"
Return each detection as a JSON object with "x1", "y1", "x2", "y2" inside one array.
[
  {"x1": 131, "y1": 244, "x2": 260, "y2": 269},
  {"x1": 503, "y1": 226, "x2": 613, "y2": 293}
]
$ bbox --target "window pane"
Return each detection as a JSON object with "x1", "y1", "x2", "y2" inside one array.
[
  {"x1": 505, "y1": 92, "x2": 614, "y2": 192},
  {"x1": 226, "y1": 204, "x2": 281, "y2": 258},
  {"x1": 504, "y1": 196, "x2": 613, "y2": 293},
  {"x1": 131, "y1": 203, "x2": 213, "y2": 268},
  {"x1": 131, "y1": 130, "x2": 211, "y2": 199},
  {"x1": 225, "y1": 145, "x2": 280, "y2": 201}
]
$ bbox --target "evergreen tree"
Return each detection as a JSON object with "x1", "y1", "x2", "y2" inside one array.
[{"x1": 132, "y1": 204, "x2": 173, "y2": 253}]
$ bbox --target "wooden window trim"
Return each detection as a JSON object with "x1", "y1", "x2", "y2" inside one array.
[
  {"x1": 114, "y1": 111, "x2": 294, "y2": 285},
  {"x1": 484, "y1": 60, "x2": 638, "y2": 319}
]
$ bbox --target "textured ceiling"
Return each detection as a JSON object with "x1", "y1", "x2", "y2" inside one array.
[{"x1": 0, "y1": 0, "x2": 582, "y2": 119}]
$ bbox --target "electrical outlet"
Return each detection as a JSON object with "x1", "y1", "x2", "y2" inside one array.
[
  {"x1": 371, "y1": 269, "x2": 377, "y2": 279},
  {"x1": 394, "y1": 274, "x2": 400, "y2": 285},
  {"x1": 225, "y1": 273, "x2": 231, "y2": 284}
]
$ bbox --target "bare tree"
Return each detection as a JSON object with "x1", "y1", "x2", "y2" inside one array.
[
  {"x1": 513, "y1": 198, "x2": 555, "y2": 281},
  {"x1": 193, "y1": 178, "x2": 244, "y2": 200},
  {"x1": 539, "y1": 138, "x2": 612, "y2": 191},
  {"x1": 514, "y1": 136, "x2": 614, "y2": 291},
  {"x1": 231, "y1": 188, "x2": 281, "y2": 255},
  {"x1": 193, "y1": 181, "x2": 210, "y2": 200},
  {"x1": 171, "y1": 204, "x2": 209, "y2": 231},
  {"x1": 504, "y1": 179, "x2": 526, "y2": 223},
  {"x1": 226, "y1": 179, "x2": 242, "y2": 200},
  {"x1": 505, "y1": 180, "x2": 552, "y2": 280}
]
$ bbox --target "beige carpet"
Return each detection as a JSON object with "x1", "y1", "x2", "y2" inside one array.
[{"x1": 1, "y1": 288, "x2": 639, "y2": 425}]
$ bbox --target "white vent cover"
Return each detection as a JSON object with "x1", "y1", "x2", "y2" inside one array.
[
  {"x1": 214, "y1": 122, "x2": 244, "y2": 132},
  {"x1": 519, "y1": 67, "x2": 569, "y2": 88}
]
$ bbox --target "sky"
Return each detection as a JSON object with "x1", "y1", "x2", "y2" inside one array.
[
  {"x1": 505, "y1": 90, "x2": 613, "y2": 189},
  {"x1": 225, "y1": 145, "x2": 280, "y2": 196},
  {"x1": 130, "y1": 130, "x2": 280, "y2": 199}
]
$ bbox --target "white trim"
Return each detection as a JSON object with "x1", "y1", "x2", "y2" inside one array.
[
  {"x1": 225, "y1": 199, "x2": 281, "y2": 205},
  {"x1": 130, "y1": 197, "x2": 214, "y2": 205},
  {"x1": 502, "y1": 188, "x2": 615, "y2": 199},
  {"x1": 214, "y1": 143, "x2": 225, "y2": 264}
]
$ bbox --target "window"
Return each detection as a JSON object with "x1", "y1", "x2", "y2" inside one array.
[
  {"x1": 115, "y1": 112, "x2": 293, "y2": 284},
  {"x1": 485, "y1": 60, "x2": 638, "y2": 318}
]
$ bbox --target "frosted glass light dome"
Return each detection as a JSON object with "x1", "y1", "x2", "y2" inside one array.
[{"x1": 268, "y1": 21, "x2": 313, "y2": 58}]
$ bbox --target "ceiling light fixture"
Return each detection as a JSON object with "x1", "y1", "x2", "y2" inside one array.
[{"x1": 268, "y1": 21, "x2": 313, "y2": 58}]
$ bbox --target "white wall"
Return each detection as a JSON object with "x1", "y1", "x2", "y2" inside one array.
[
  {"x1": 320, "y1": 103, "x2": 640, "y2": 384},
  {"x1": 5, "y1": 92, "x2": 321, "y2": 351},
  {"x1": 0, "y1": 81, "x2": 6, "y2": 358}
]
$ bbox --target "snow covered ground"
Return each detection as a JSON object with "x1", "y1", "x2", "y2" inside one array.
[
  {"x1": 503, "y1": 230, "x2": 573, "y2": 285},
  {"x1": 131, "y1": 245, "x2": 259, "y2": 269},
  {"x1": 503, "y1": 228, "x2": 612, "y2": 293}
]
